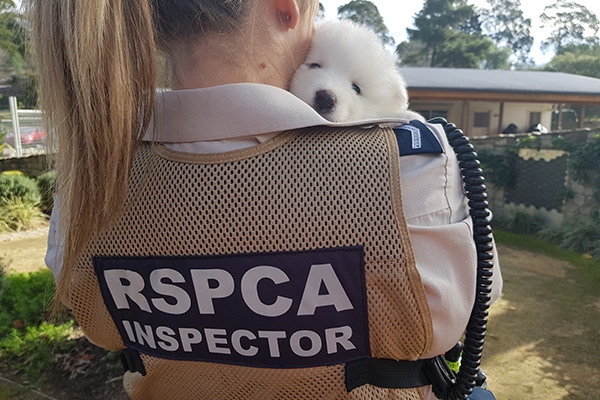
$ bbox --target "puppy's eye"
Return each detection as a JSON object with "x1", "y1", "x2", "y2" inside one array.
[
  {"x1": 352, "y1": 83, "x2": 361, "y2": 94},
  {"x1": 309, "y1": 63, "x2": 321, "y2": 69}
]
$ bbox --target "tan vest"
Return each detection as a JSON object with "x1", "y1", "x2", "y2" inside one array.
[{"x1": 69, "y1": 126, "x2": 433, "y2": 399}]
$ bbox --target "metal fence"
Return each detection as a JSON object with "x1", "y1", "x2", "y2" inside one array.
[{"x1": 1, "y1": 96, "x2": 45, "y2": 159}]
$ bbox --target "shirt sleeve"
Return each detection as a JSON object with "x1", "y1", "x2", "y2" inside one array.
[{"x1": 399, "y1": 121, "x2": 503, "y2": 358}]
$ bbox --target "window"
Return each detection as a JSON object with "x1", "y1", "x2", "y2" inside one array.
[
  {"x1": 529, "y1": 112, "x2": 541, "y2": 127},
  {"x1": 474, "y1": 112, "x2": 490, "y2": 128}
]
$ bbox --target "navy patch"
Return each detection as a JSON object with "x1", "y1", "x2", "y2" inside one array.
[
  {"x1": 393, "y1": 120, "x2": 443, "y2": 156},
  {"x1": 93, "y1": 247, "x2": 370, "y2": 368}
]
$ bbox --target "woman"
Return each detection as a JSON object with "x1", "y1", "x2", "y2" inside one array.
[{"x1": 31, "y1": 0, "x2": 501, "y2": 399}]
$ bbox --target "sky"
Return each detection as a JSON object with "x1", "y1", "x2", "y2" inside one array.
[{"x1": 319, "y1": 0, "x2": 600, "y2": 65}]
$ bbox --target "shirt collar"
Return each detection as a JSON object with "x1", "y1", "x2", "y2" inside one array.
[{"x1": 144, "y1": 83, "x2": 409, "y2": 143}]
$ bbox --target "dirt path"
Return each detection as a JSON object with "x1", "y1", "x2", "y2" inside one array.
[
  {"x1": 0, "y1": 226, "x2": 49, "y2": 274},
  {"x1": 483, "y1": 246, "x2": 600, "y2": 399},
  {"x1": 1, "y1": 230, "x2": 599, "y2": 399}
]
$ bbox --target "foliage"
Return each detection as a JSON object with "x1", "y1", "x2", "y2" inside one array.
[
  {"x1": 433, "y1": 30, "x2": 495, "y2": 68},
  {"x1": 551, "y1": 135, "x2": 576, "y2": 152},
  {"x1": 477, "y1": 148, "x2": 517, "y2": 188},
  {"x1": 0, "y1": 262, "x2": 4, "y2": 301},
  {"x1": 480, "y1": 46, "x2": 512, "y2": 70},
  {"x1": 0, "y1": 2, "x2": 38, "y2": 111},
  {"x1": 0, "y1": 1, "x2": 25, "y2": 77},
  {"x1": 36, "y1": 170, "x2": 56, "y2": 214},
  {"x1": 0, "y1": 269, "x2": 58, "y2": 383},
  {"x1": 0, "y1": 269, "x2": 55, "y2": 336},
  {"x1": 0, "y1": 173, "x2": 40, "y2": 204},
  {"x1": 10, "y1": 69, "x2": 39, "y2": 109},
  {"x1": 567, "y1": 134, "x2": 600, "y2": 199},
  {"x1": 539, "y1": 219, "x2": 600, "y2": 260},
  {"x1": 540, "y1": 0, "x2": 600, "y2": 54},
  {"x1": 0, "y1": 267, "x2": 120, "y2": 387},
  {"x1": 317, "y1": 2, "x2": 325, "y2": 20},
  {"x1": 545, "y1": 45, "x2": 600, "y2": 79},
  {"x1": 337, "y1": 0, "x2": 394, "y2": 46},
  {"x1": 494, "y1": 208, "x2": 543, "y2": 234},
  {"x1": 478, "y1": 0, "x2": 534, "y2": 66},
  {"x1": 0, "y1": 321, "x2": 74, "y2": 382},
  {"x1": 0, "y1": 174, "x2": 47, "y2": 231},
  {"x1": 0, "y1": 196, "x2": 47, "y2": 231},
  {"x1": 397, "y1": 0, "x2": 504, "y2": 69},
  {"x1": 514, "y1": 135, "x2": 541, "y2": 150},
  {"x1": 560, "y1": 222, "x2": 600, "y2": 255}
]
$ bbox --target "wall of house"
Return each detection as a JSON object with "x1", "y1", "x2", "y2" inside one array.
[
  {"x1": 412, "y1": 100, "x2": 556, "y2": 138},
  {"x1": 502, "y1": 103, "x2": 554, "y2": 134}
]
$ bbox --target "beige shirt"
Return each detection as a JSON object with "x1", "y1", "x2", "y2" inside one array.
[{"x1": 46, "y1": 83, "x2": 502, "y2": 362}]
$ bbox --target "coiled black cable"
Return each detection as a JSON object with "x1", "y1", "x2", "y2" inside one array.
[{"x1": 428, "y1": 117, "x2": 495, "y2": 400}]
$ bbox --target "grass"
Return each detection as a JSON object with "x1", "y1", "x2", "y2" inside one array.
[{"x1": 494, "y1": 229, "x2": 600, "y2": 270}]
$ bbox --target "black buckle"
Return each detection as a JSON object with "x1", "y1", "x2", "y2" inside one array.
[
  {"x1": 425, "y1": 355, "x2": 457, "y2": 399},
  {"x1": 120, "y1": 348, "x2": 147, "y2": 376}
]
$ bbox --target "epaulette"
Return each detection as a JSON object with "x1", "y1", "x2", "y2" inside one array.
[{"x1": 393, "y1": 120, "x2": 443, "y2": 156}]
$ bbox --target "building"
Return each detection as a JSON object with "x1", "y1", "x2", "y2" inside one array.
[{"x1": 400, "y1": 67, "x2": 600, "y2": 137}]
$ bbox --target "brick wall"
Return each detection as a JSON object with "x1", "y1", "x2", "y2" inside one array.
[{"x1": 0, "y1": 154, "x2": 49, "y2": 177}]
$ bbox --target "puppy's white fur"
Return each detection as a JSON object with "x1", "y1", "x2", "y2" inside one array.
[{"x1": 290, "y1": 20, "x2": 423, "y2": 122}]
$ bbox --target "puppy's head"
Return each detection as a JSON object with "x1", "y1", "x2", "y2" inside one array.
[{"x1": 290, "y1": 20, "x2": 411, "y2": 122}]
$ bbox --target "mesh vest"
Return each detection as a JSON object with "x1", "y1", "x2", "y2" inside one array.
[{"x1": 69, "y1": 126, "x2": 433, "y2": 399}]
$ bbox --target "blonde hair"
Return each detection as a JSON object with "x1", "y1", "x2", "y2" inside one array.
[
  {"x1": 28, "y1": 0, "x2": 156, "y2": 310},
  {"x1": 27, "y1": 0, "x2": 318, "y2": 310}
]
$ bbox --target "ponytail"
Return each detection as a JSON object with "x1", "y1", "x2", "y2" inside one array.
[{"x1": 27, "y1": 0, "x2": 156, "y2": 311}]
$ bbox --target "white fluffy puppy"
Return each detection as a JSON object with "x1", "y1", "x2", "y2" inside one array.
[{"x1": 290, "y1": 20, "x2": 423, "y2": 123}]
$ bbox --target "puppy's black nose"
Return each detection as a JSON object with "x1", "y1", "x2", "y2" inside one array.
[{"x1": 314, "y1": 90, "x2": 336, "y2": 114}]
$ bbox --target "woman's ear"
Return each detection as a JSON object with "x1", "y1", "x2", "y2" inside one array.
[{"x1": 275, "y1": 0, "x2": 300, "y2": 29}]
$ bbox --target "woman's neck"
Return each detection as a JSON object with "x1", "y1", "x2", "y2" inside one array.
[{"x1": 167, "y1": 38, "x2": 291, "y2": 90}]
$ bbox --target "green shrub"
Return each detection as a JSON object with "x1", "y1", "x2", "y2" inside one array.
[
  {"x1": 0, "y1": 269, "x2": 74, "y2": 384},
  {"x1": 0, "y1": 321, "x2": 74, "y2": 383},
  {"x1": 538, "y1": 225, "x2": 567, "y2": 245},
  {"x1": 0, "y1": 196, "x2": 47, "y2": 232},
  {"x1": 477, "y1": 149, "x2": 517, "y2": 189},
  {"x1": 495, "y1": 208, "x2": 543, "y2": 234},
  {"x1": 0, "y1": 263, "x2": 5, "y2": 301},
  {"x1": 559, "y1": 222, "x2": 600, "y2": 254},
  {"x1": 0, "y1": 174, "x2": 41, "y2": 204},
  {"x1": 539, "y1": 221, "x2": 600, "y2": 261},
  {"x1": 0, "y1": 269, "x2": 55, "y2": 337},
  {"x1": 568, "y1": 134, "x2": 600, "y2": 200},
  {"x1": 591, "y1": 244, "x2": 600, "y2": 262},
  {"x1": 36, "y1": 170, "x2": 56, "y2": 214}
]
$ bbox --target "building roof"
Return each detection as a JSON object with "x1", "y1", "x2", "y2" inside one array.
[{"x1": 399, "y1": 67, "x2": 600, "y2": 104}]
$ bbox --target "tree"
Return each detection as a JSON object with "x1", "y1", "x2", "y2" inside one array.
[
  {"x1": 479, "y1": 0, "x2": 534, "y2": 66},
  {"x1": 0, "y1": 1, "x2": 23, "y2": 74},
  {"x1": 540, "y1": 0, "x2": 600, "y2": 54},
  {"x1": 397, "y1": 0, "x2": 500, "y2": 68},
  {"x1": 317, "y1": 3, "x2": 325, "y2": 20},
  {"x1": 545, "y1": 45, "x2": 600, "y2": 79},
  {"x1": 337, "y1": 0, "x2": 394, "y2": 46},
  {"x1": 434, "y1": 31, "x2": 496, "y2": 68},
  {"x1": 0, "y1": 1, "x2": 38, "y2": 108}
]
